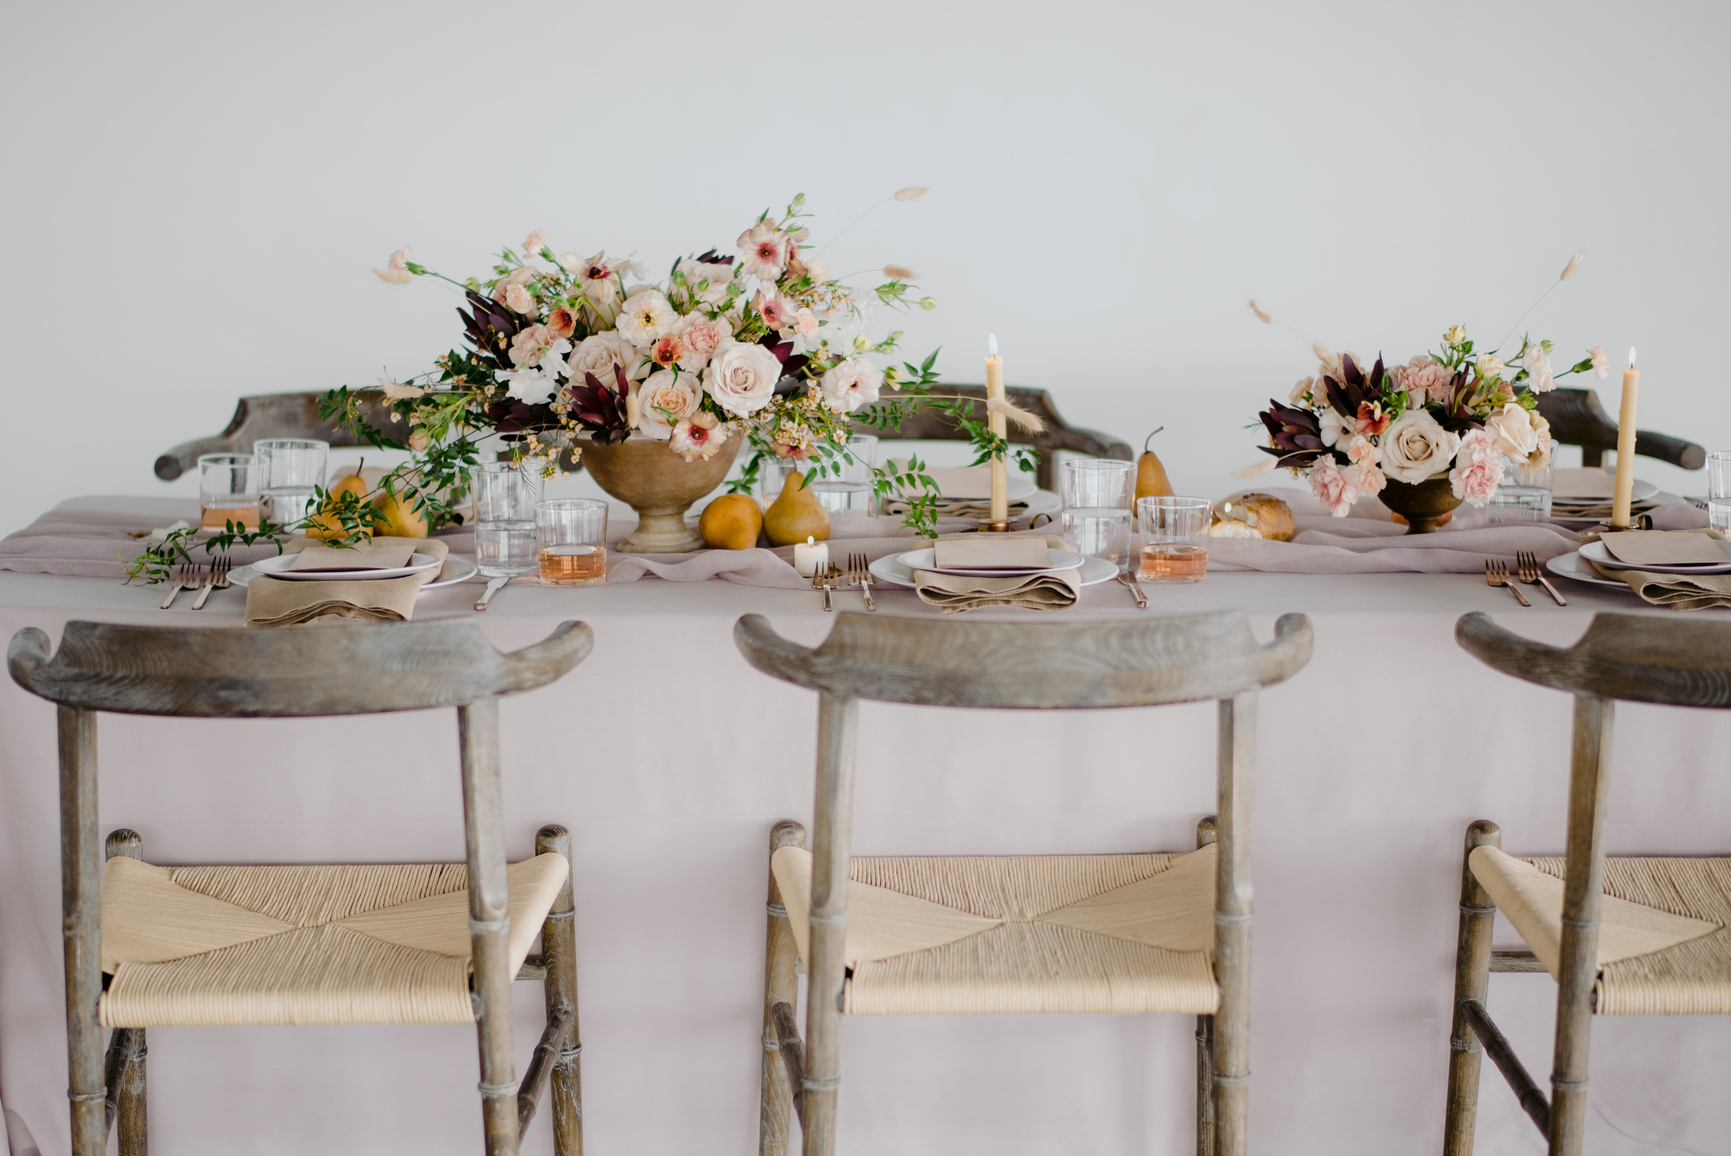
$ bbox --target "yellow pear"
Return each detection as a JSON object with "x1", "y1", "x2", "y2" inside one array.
[
  {"x1": 328, "y1": 471, "x2": 369, "y2": 502},
  {"x1": 1135, "y1": 428, "x2": 1174, "y2": 500},
  {"x1": 762, "y1": 470, "x2": 830, "y2": 547},
  {"x1": 372, "y1": 487, "x2": 429, "y2": 538},
  {"x1": 302, "y1": 510, "x2": 353, "y2": 541},
  {"x1": 699, "y1": 493, "x2": 764, "y2": 550}
]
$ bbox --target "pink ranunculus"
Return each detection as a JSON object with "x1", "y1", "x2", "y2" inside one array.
[
  {"x1": 650, "y1": 333, "x2": 687, "y2": 370},
  {"x1": 670, "y1": 411, "x2": 730, "y2": 463},
  {"x1": 1449, "y1": 429, "x2": 1506, "y2": 507},
  {"x1": 752, "y1": 289, "x2": 795, "y2": 331},
  {"x1": 1309, "y1": 456, "x2": 1356, "y2": 517},
  {"x1": 738, "y1": 220, "x2": 790, "y2": 280},
  {"x1": 547, "y1": 305, "x2": 577, "y2": 339}
]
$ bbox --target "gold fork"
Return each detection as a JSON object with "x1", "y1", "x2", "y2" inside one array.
[
  {"x1": 1484, "y1": 559, "x2": 1530, "y2": 606},
  {"x1": 192, "y1": 556, "x2": 232, "y2": 610},
  {"x1": 159, "y1": 560, "x2": 201, "y2": 609},
  {"x1": 846, "y1": 552, "x2": 876, "y2": 611},
  {"x1": 1515, "y1": 549, "x2": 1566, "y2": 606}
]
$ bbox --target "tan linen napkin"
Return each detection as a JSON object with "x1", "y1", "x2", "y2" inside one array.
[
  {"x1": 245, "y1": 538, "x2": 448, "y2": 626},
  {"x1": 1552, "y1": 468, "x2": 1619, "y2": 500},
  {"x1": 912, "y1": 568, "x2": 1082, "y2": 613},
  {"x1": 932, "y1": 537, "x2": 1051, "y2": 569},
  {"x1": 929, "y1": 531, "x2": 1070, "y2": 550},
  {"x1": 1599, "y1": 530, "x2": 1731, "y2": 566},
  {"x1": 1589, "y1": 563, "x2": 1731, "y2": 611},
  {"x1": 289, "y1": 539, "x2": 419, "y2": 571}
]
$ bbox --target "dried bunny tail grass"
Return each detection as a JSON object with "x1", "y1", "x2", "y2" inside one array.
[
  {"x1": 1499, "y1": 249, "x2": 1587, "y2": 350},
  {"x1": 894, "y1": 187, "x2": 930, "y2": 201},
  {"x1": 1249, "y1": 299, "x2": 1274, "y2": 324},
  {"x1": 373, "y1": 267, "x2": 414, "y2": 284},
  {"x1": 986, "y1": 396, "x2": 1045, "y2": 433},
  {"x1": 1560, "y1": 249, "x2": 1585, "y2": 281},
  {"x1": 817, "y1": 187, "x2": 933, "y2": 257},
  {"x1": 1230, "y1": 458, "x2": 1279, "y2": 480},
  {"x1": 883, "y1": 264, "x2": 919, "y2": 280}
]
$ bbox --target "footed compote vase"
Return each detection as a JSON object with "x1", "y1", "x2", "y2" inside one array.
[
  {"x1": 1379, "y1": 472, "x2": 1462, "y2": 534},
  {"x1": 579, "y1": 434, "x2": 741, "y2": 553}
]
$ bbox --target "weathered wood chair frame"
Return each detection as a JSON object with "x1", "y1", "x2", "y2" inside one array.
[
  {"x1": 735, "y1": 609, "x2": 1314, "y2": 1156},
  {"x1": 1446, "y1": 611, "x2": 1731, "y2": 1155},
  {"x1": 1534, "y1": 387, "x2": 1705, "y2": 471},
  {"x1": 7, "y1": 618, "x2": 595, "y2": 1156}
]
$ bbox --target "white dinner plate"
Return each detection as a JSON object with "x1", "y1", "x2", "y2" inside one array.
[
  {"x1": 248, "y1": 552, "x2": 443, "y2": 582},
  {"x1": 1545, "y1": 550, "x2": 1635, "y2": 591},
  {"x1": 1578, "y1": 538, "x2": 1731, "y2": 575},
  {"x1": 231, "y1": 556, "x2": 478, "y2": 591},
  {"x1": 869, "y1": 551, "x2": 1118, "y2": 590},
  {"x1": 894, "y1": 547, "x2": 1085, "y2": 577},
  {"x1": 1551, "y1": 474, "x2": 1658, "y2": 503}
]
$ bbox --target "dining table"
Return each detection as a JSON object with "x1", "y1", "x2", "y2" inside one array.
[{"x1": 1, "y1": 494, "x2": 1728, "y2": 1156}]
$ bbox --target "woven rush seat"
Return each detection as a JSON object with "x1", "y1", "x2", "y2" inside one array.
[
  {"x1": 772, "y1": 844, "x2": 1218, "y2": 1016},
  {"x1": 1470, "y1": 846, "x2": 1730, "y2": 1015},
  {"x1": 99, "y1": 853, "x2": 568, "y2": 1027}
]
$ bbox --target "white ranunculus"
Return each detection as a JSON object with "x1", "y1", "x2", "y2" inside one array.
[
  {"x1": 615, "y1": 288, "x2": 677, "y2": 346},
  {"x1": 566, "y1": 331, "x2": 640, "y2": 386},
  {"x1": 495, "y1": 365, "x2": 557, "y2": 406},
  {"x1": 1318, "y1": 408, "x2": 1352, "y2": 447},
  {"x1": 678, "y1": 258, "x2": 738, "y2": 305},
  {"x1": 1521, "y1": 341, "x2": 1555, "y2": 393},
  {"x1": 635, "y1": 369, "x2": 703, "y2": 440},
  {"x1": 1484, "y1": 402, "x2": 1540, "y2": 460},
  {"x1": 819, "y1": 357, "x2": 884, "y2": 414},
  {"x1": 703, "y1": 338, "x2": 782, "y2": 417},
  {"x1": 1379, "y1": 409, "x2": 1461, "y2": 484}
]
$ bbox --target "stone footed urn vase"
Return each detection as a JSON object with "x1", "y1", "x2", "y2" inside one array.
[
  {"x1": 580, "y1": 434, "x2": 741, "y2": 553},
  {"x1": 1379, "y1": 473, "x2": 1462, "y2": 534}
]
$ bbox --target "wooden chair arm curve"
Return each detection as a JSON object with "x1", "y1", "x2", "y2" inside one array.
[
  {"x1": 7, "y1": 627, "x2": 53, "y2": 697},
  {"x1": 1260, "y1": 613, "x2": 1315, "y2": 686},
  {"x1": 495, "y1": 622, "x2": 595, "y2": 694},
  {"x1": 1455, "y1": 612, "x2": 1566, "y2": 681}
]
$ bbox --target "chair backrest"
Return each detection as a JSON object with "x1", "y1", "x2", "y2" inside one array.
[
  {"x1": 1456, "y1": 611, "x2": 1731, "y2": 708},
  {"x1": 853, "y1": 385, "x2": 1133, "y2": 492},
  {"x1": 1534, "y1": 388, "x2": 1705, "y2": 471},
  {"x1": 735, "y1": 610, "x2": 1312, "y2": 708},
  {"x1": 154, "y1": 391, "x2": 398, "y2": 481},
  {"x1": 8, "y1": 619, "x2": 593, "y2": 717}
]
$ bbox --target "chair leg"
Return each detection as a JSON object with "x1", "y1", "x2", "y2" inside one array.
[
  {"x1": 1444, "y1": 820, "x2": 1501, "y2": 1156},
  {"x1": 1212, "y1": 695, "x2": 1255, "y2": 1156},
  {"x1": 536, "y1": 825, "x2": 582, "y2": 1156},
  {"x1": 459, "y1": 700, "x2": 521, "y2": 1156},
  {"x1": 60, "y1": 706, "x2": 105, "y2": 1156},
  {"x1": 1194, "y1": 817, "x2": 1218, "y2": 1156},
  {"x1": 761, "y1": 821, "x2": 808, "y2": 1156},
  {"x1": 802, "y1": 694, "x2": 858, "y2": 1156},
  {"x1": 105, "y1": 831, "x2": 149, "y2": 1156},
  {"x1": 1550, "y1": 695, "x2": 1614, "y2": 1156}
]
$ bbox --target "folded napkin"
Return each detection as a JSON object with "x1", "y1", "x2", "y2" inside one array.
[
  {"x1": 244, "y1": 539, "x2": 448, "y2": 626},
  {"x1": 913, "y1": 568, "x2": 1082, "y2": 613},
  {"x1": 1598, "y1": 530, "x2": 1730, "y2": 566},
  {"x1": 881, "y1": 497, "x2": 1031, "y2": 520},
  {"x1": 1591, "y1": 567, "x2": 1731, "y2": 611},
  {"x1": 932, "y1": 536, "x2": 1051, "y2": 569}
]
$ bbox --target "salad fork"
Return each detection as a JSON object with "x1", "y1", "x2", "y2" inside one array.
[
  {"x1": 159, "y1": 560, "x2": 202, "y2": 609},
  {"x1": 1515, "y1": 549, "x2": 1566, "y2": 606},
  {"x1": 1484, "y1": 559, "x2": 1530, "y2": 607},
  {"x1": 192, "y1": 556, "x2": 232, "y2": 610},
  {"x1": 846, "y1": 552, "x2": 876, "y2": 611}
]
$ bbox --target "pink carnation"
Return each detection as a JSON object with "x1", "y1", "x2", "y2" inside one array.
[
  {"x1": 1449, "y1": 429, "x2": 1505, "y2": 507},
  {"x1": 509, "y1": 324, "x2": 558, "y2": 367},
  {"x1": 1310, "y1": 456, "x2": 1356, "y2": 517},
  {"x1": 1345, "y1": 435, "x2": 1377, "y2": 465},
  {"x1": 1403, "y1": 355, "x2": 1455, "y2": 404},
  {"x1": 1345, "y1": 461, "x2": 1386, "y2": 499}
]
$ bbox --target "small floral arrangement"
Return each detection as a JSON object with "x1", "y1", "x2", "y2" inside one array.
[
  {"x1": 349, "y1": 192, "x2": 1029, "y2": 535},
  {"x1": 1243, "y1": 253, "x2": 1607, "y2": 516}
]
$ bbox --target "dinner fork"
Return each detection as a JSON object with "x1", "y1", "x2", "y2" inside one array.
[
  {"x1": 1515, "y1": 549, "x2": 1566, "y2": 606},
  {"x1": 1484, "y1": 559, "x2": 1530, "y2": 607},
  {"x1": 160, "y1": 560, "x2": 202, "y2": 609},
  {"x1": 813, "y1": 563, "x2": 837, "y2": 612},
  {"x1": 846, "y1": 552, "x2": 876, "y2": 611},
  {"x1": 192, "y1": 556, "x2": 232, "y2": 610}
]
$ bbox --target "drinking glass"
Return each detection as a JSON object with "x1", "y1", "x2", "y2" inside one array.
[
  {"x1": 1489, "y1": 457, "x2": 1554, "y2": 524},
  {"x1": 1060, "y1": 459, "x2": 1135, "y2": 561},
  {"x1": 758, "y1": 455, "x2": 800, "y2": 504},
  {"x1": 473, "y1": 461, "x2": 540, "y2": 578},
  {"x1": 1710, "y1": 451, "x2": 1731, "y2": 533},
  {"x1": 809, "y1": 435, "x2": 878, "y2": 514},
  {"x1": 254, "y1": 438, "x2": 328, "y2": 526},
  {"x1": 536, "y1": 499, "x2": 608, "y2": 586},
  {"x1": 198, "y1": 453, "x2": 259, "y2": 530},
  {"x1": 1137, "y1": 496, "x2": 1211, "y2": 583}
]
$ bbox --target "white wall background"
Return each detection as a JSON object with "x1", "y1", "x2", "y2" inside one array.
[{"x1": 1, "y1": 0, "x2": 1726, "y2": 534}]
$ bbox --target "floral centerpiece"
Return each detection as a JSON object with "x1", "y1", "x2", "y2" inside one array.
[
  {"x1": 342, "y1": 192, "x2": 1031, "y2": 549},
  {"x1": 1242, "y1": 254, "x2": 1607, "y2": 532}
]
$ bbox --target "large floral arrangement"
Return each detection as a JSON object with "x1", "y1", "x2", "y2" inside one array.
[
  {"x1": 1243, "y1": 255, "x2": 1607, "y2": 516},
  {"x1": 344, "y1": 193, "x2": 970, "y2": 529}
]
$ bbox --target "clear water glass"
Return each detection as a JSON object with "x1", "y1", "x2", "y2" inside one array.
[
  {"x1": 1137, "y1": 496, "x2": 1211, "y2": 583},
  {"x1": 1710, "y1": 451, "x2": 1731, "y2": 533},
  {"x1": 198, "y1": 453, "x2": 259, "y2": 530},
  {"x1": 254, "y1": 438, "x2": 328, "y2": 526},
  {"x1": 1489, "y1": 457, "x2": 1554, "y2": 524},
  {"x1": 809, "y1": 435, "x2": 879, "y2": 515},
  {"x1": 536, "y1": 499, "x2": 608, "y2": 586},
  {"x1": 758, "y1": 455, "x2": 800, "y2": 504},
  {"x1": 1060, "y1": 459, "x2": 1135, "y2": 560},
  {"x1": 473, "y1": 461, "x2": 542, "y2": 577}
]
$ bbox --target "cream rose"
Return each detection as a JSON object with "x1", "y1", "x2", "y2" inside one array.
[
  {"x1": 1484, "y1": 402, "x2": 1539, "y2": 460},
  {"x1": 566, "y1": 332, "x2": 640, "y2": 385},
  {"x1": 703, "y1": 339, "x2": 782, "y2": 417},
  {"x1": 635, "y1": 369, "x2": 703, "y2": 440},
  {"x1": 678, "y1": 258, "x2": 737, "y2": 305},
  {"x1": 1379, "y1": 409, "x2": 1461, "y2": 483}
]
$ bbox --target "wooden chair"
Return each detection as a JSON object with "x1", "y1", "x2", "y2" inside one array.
[
  {"x1": 1534, "y1": 388, "x2": 1705, "y2": 470},
  {"x1": 7, "y1": 618, "x2": 595, "y2": 1156},
  {"x1": 1445, "y1": 611, "x2": 1731, "y2": 1155},
  {"x1": 154, "y1": 390, "x2": 397, "y2": 480},
  {"x1": 850, "y1": 384, "x2": 1132, "y2": 492},
  {"x1": 735, "y1": 609, "x2": 1314, "y2": 1156}
]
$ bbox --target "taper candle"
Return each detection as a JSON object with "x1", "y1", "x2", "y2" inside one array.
[
  {"x1": 984, "y1": 334, "x2": 1007, "y2": 525},
  {"x1": 1611, "y1": 347, "x2": 1640, "y2": 528}
]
